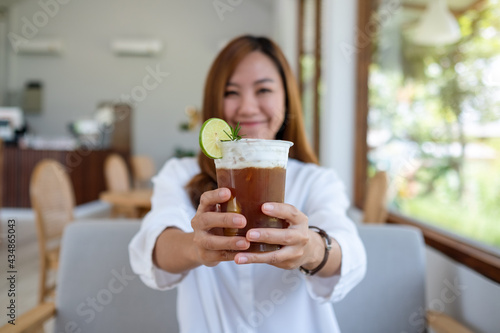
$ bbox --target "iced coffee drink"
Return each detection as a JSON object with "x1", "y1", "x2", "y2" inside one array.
[{"x1": 214, "y1": 139, "x2": 293, "y2": 252}]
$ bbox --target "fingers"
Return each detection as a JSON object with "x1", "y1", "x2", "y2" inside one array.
[
  {"x1": 193, "y1": 211, "x2": 246, "y2": 231},
  {"x1": 191, "y1": 188, "x2": 251, "y2": 266},
  {"x1": 245, "y1": 227, "x2": 308, "y2": 247},
  {"x1": 195, "y1": 197, "x2": 310, "y2": 268},
  {"x1": 198, "y1": 188, "x2": 231, "y2": 212},
  {"x1": 261, "y1": 203, "x2": 307, "y2": 227},
  {"x1": 199, "y1": 251, "x2": 236, "y2": 266},
  {"x1": 196, "y1": 234, "x2": 250, "y2": 252},
  {"x1": 233, "y1": 246, "x2": 302, "y2": 270},
  {"x1": 233, "y1": 203, "x2": 310, "y2": 269},
  {"x1": 193, "y1": 234, "x2": 250, "y2": 266}
]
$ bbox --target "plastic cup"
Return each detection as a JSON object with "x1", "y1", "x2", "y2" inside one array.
[{"x1": 214, "y1": 139, "x2": 293, "y2": 252}]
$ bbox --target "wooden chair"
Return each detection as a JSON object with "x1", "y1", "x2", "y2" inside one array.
[
  {"x1": 130, "y1": 155, "x2": 156, "y2": 189},
  {"x1": 363, "y1": 171, "x2": 389, "y2": 223},
  {"x1": 104, "y1": 153, "x2": 136, "y2": 217},
  {"x1": 30, "y1": 159, "x2": 74, "y2": 305},
  {"x1": 104, "y1": 153, "x2": 131, "y2": 192}
]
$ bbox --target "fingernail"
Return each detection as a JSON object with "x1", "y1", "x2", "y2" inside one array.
[
  {"x1": 236, "y1": 240, "x2": 247, "y2": 248},
  {"x1": 219, "y1": 189, "x2": 228, "y2": 198},
  {"x1": 233, "y1": 216, "x2": 244, "y2": 226},
  {"x1": 248, "y1": 231, "x2": 260, "y2": 240},
  {"x1": 263, "y1": 203, "x2": 274, "y2": 211},
  {"x1": 238, "y1": 256, "x2": 248, "y2": 264}
]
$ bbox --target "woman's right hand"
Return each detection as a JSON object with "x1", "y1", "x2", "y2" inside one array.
[{"x1": 191, "y1": 188, "x2": 250, "y2": 267}]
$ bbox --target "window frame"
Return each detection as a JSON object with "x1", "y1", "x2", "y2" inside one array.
[
  {"x1": 354, "y1": 0, "x2": 500, "y2": 283},
  {"x1": 297, "y1": 0, "x2": 322, "y2": 157}
]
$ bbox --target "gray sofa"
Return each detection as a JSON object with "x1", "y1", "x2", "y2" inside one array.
[{"x1": 53, "y1": 222, "x2": 426, "y2": 333}]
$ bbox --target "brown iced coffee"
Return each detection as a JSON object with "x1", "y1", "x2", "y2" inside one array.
[{"x1": 214, "y1": 139, "x2": 293, "y2": 252}]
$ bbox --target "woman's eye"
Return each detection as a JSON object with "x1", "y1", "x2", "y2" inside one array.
[
  {"x1": 257, "y1": 88, "x2": 272, "y2": 94},
  {"x1": 224, "y1": 91, "x2": 238, "y2": 97}
]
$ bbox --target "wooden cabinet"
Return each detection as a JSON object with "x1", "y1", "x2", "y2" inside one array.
[
  {"x1": 2, "y1": 103, "x2": 132, "y2": 208},
  {"x1": 3, "y1": 147, "x2": 117, "y2": 208}
]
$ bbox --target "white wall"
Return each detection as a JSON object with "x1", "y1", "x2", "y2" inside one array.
[
  {"x1": 272, "y1": 0, "x2": 297, "y2": 76},
  {"x1": 426, "y1": 247, "x2": 500, "y2": 333},
  {"x1": 6, "y1": 0, "x2": 275, "y2": 168}
]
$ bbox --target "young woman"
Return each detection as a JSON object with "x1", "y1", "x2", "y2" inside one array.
[{"x1": 129, "y1": 35, "x2": 366, "y2": 333}]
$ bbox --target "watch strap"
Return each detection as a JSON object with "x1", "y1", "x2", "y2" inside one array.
[{"x1": 299, "y1": 226, "x2": 332, "y2": 276}]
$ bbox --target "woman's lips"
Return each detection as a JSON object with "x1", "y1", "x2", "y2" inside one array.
[{"x1": 238, "y1": 121, "x2": 267, "y2": 127}]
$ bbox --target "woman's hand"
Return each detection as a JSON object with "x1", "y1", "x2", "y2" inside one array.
[
  {"x1": 233, "y1": 203, "x2": 323, "y2": 271},
  {"x1": 191, "y1": 188, "x2": 250, "y2": 267}
]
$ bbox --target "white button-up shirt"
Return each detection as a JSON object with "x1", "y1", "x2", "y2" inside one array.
[{"x1": 129, "y1": 157, "x2": 366, "y2": 333}]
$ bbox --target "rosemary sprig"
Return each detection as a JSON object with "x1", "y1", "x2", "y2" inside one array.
[{"x1": 222, "y1": 122, "x2": 245, "y2": 141}]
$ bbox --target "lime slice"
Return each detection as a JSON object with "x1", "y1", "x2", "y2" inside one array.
[{"x1": 199, "y1": 118, "x2": 232, "y2": 159}]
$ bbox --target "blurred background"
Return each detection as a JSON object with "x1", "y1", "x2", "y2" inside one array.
[{"x1": 0, "y1": 0, "x2": 499, "y2": 331}]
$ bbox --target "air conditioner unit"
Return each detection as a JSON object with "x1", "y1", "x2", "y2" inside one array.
[
  {"x1": 110, "y1": 39, "x2": 163, "y2": 56},
  {"x1": 17, "y1": 39, "x2": 63, "y2": 55}
]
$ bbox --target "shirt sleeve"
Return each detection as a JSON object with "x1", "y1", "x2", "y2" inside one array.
[
  {"x1": 128, "y1": 158, "x2": 197, "y2": 290},
  {"x1": 300, "y1": 166, "x2": 367, "y2": 303}
]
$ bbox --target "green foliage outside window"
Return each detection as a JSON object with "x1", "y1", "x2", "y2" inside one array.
[{"x1": 368, "y1": 0, "x2": 500, "y2": 249}]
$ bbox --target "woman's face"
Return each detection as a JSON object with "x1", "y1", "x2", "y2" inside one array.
[{"x1": 223, "y1": 51, "x2": 285, "y2": 140}]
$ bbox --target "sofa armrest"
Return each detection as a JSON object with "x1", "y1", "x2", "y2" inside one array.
[
  {"x1": 427, "y1": 310, "x2": 474, "y2": 333},
  {"x1": 0, "y1": 302, "x2": 56, "y2": 333}
]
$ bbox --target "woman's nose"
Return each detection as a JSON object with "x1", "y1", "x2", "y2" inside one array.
[{"x1": 237, "y1": 92, "x2": 259, "y2": 115}]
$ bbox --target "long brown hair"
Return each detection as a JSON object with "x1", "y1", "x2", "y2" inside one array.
[{"x1": 186, "y1": 35, "x2": 318, "y2": 207}]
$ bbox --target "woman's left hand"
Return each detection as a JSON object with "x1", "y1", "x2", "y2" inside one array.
[{"x1": 233, "y1": 202, "x2": 319, "y2": 270}]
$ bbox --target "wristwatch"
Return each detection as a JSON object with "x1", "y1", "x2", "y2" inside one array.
[{"x1": 299, "y1": 226, "x2": 332, "y2": 276}]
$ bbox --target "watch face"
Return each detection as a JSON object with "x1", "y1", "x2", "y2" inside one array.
[{"x1": 299, "y1": 266, "x2": 312, "y2": 276}]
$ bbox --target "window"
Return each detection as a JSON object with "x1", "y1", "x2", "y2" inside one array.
[{"x1": 355, "y1": 0, "x2": 500, "y2": 282}]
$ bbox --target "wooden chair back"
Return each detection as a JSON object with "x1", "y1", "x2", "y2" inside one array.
[
  {"x1": 130, "y1": 155, "x2": 156, "y2": 189},
  {"x1": 104, "y1": 153, "x2": 131, "y2": 192},
  {"x1": 363, "y1": 171, "x2": 389, "y2": 223},
  {"x1": 30, "y1": 159, "x2": 75, "y2": 303}
]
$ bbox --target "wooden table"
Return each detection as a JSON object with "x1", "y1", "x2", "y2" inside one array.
[{"x1": 99, "y1": 189, "x2": 152, "y2": 218}]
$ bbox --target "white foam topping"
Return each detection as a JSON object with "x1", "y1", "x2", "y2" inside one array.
[{"x1": 214, "y1": 139, "x2": 293, "y2": 169}]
